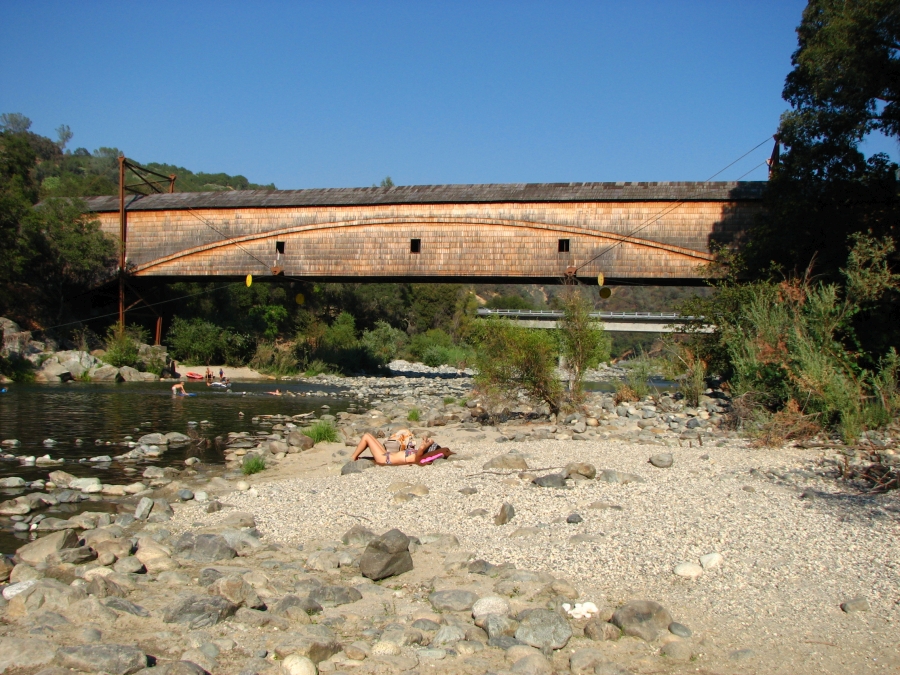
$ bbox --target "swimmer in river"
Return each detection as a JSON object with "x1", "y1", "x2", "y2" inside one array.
[
  {"x1": 171, "y1": 382, "x2": 187, "y2": 396},
  {"x1": 264, "y1": 389, "x2": 282, "y2": 396}
]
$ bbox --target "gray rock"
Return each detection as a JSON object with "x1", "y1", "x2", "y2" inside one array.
[
  {"x1": 162, "y1": 594, "x2": 238, "y2": 628},
  {"x1": 566, "y1": 513, "x2": 583, "y2": 524},
  {"x1": 532, "y1": 474, "x2": 568, "y2": 488},
  {"x1": 118, "y1": 366, "x2": 143, "y2": 382},
  {"x1": 0, "y1": 477, "x2": 25, "y2": 488},
  {"x1": 270, "y1": 594, "x2": 321, "y2": 620},
  {"x1": 16, "y1": 529, "x2": 79, "y2": 565},
  {"x1": 514, "y1": 609, "x2": 572, "y2": 650},
  {"x1": 103, "y1": 597, "x2": 150, "y2": 617},
  {"x1": 482, "y1": 613, "x2": 519, "y2": 639},
  {"x1": 166, "y1": 432, "x2": 191, "y2": 444},
  {"x1": 412, "y1": 618, "x2": 441, "y2": 631},
  {"x1": 597, "y1": 470, "x2": 645, "y2": 484},
  {"x1": 341, "y1": 524, "x2": 376, "y2": 546},
  {"x1": 459, "y1": 486, "x2": 478, "y2": 495},
  {"x1": 483, "y1": 453, "x2": 528, "y2": 470},
  {"x1": 174, "y1": 533, "x2": 236, "y2": 562},
  {"x1": 90, "y1": 365, "x2": 123, "y2": 382},
  {"x1": 569, "y1": 648, "x2": 610, "y2": 675},
  {"x1": 56, "y1": 644, "x2": 147, "y2": 675},
  {"x1": 840, "y1": 597, "x2": 870, "y2": 613},
  {"x1": 134, "y1": 497, "x2": 153, "y2": 520},
  {"x1": 69, "y1": 477, "x2": 103, "y2": 493},
  {"x1": 177, "y1": 489, "x2": 195, "y2": 501},
  {"x1": 429, "y1": 589, "x2": 478, "y2": 612},
  {"x1": 51, "y1": 546, "x2": 96, "y2": 564},
  {"x1": 669, "y1": 622, "x2": 692, "y2": 637},
  {"x1": 660, "y1": 640, "x2": 693, "y2": 661},
  {"x1": 511, "y1": 653, "x2": 553, "y2": 675},
  {"x1": 308, "y1": 585, "x2": 362, "y2": 607},
  {"x1": 207, "y1": 575, "x2": 264, "y2": 609},
  {"x1": 358, "y1": 529, "x2": 413, "y2": 581},
  {"x1": 114, "y1": 556, "x2": 146, "y2": 574},
  {"x1": 649, "y1": 453, "x2": 673, "y2": 468},
  {"x1": 138, "y1": 433, "x2": 168, "y2": 445},
  {"x1": 432, "y1": 624, "x2": 467, "y2": 645},
  {"x1": 564, "y1": 463, "x2": 596, "y2": 479},
  {"x1": 0, "y1": 637, "x2": 56, "y2": 671},
  {"x1": 611, "y1": 601, "x2": 672, "y2": 641},
  {"x1": 494, "y1": 502, "x2": 515, "y2": 525},
  {"x1": 584, "y1": 621, "x2": 620, "y2": 641}
]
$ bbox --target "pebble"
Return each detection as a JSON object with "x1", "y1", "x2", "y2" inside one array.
[{"x1": 673, "y1": 562, "x2": 703, "y2": 579}]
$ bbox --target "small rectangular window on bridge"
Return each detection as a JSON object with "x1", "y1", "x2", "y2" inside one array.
[
  {"x1": 275, "y1": 241, "x2": 285, "y2": 255},
  {"x1": 558, "y1": 239, "x2": 570, "y2": 253},
  {"x1": 410, "y1": 238, "x2": 421, "y2": 254}
]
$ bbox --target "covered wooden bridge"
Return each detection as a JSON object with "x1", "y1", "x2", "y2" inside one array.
[{"x1": 84, "y1": 181, "x2": 764, "y2": 285}]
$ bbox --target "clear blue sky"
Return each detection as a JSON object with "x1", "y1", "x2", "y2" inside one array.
[{"x1": 1, "y1": 1, "x2": 894, "y2": 189}]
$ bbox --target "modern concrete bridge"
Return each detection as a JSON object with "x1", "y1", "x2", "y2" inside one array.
[
  {"x1": 84, "y1": 181, "x2": 764, "y2": 285},
  {"x1": 476, "y1": 308, "x2": 712, "y2": 332}
]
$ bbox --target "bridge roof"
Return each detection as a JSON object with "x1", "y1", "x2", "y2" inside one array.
[{"x1": 83, "y1": 181, "x2": 765, "y2": 213}]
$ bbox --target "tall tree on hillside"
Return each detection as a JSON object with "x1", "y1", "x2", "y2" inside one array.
[{"x1": 746, "y1": 0, "x2": 900, "y2": 278}]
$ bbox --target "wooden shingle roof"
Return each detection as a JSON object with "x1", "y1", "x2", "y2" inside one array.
[{"x1": 83, "y1": 181, "x2": 766, "y2": 213}]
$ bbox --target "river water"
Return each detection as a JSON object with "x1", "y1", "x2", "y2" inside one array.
[{"x1": 0, "y1": 380, "x2": 355, "y2": 553}]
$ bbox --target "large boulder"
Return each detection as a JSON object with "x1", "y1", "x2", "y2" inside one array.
[
  {"x1": 174, "y1": 533, "x2": 236, "y2": 562},
  {"x1": 118, "y1": 366, "x2": 144, "y2": 382},
  {"x1": 56, "y1": 644, "x2": 147, "y2": 675},
  {"x1": 207, "y1": 574, "x2": 264, "y2": 609},
  {"x1": 515, "y1": 609, "x2": 573, "y2": 651},
  {"x1": 5, "y1": 578, "x2": 87, "y2": 618},
  {"x1": 0, "y1": 637, "x2": 56, "y2": 672},
  {"x1": 16, "y1": 529, "x2": 79, "y2": 565},
  {"x1": 90, "y1": 365, "x2": 123, "y2": 382},
  {"x1": 40, "y1": 360, "x2": 73, "y2": 382},
  {"x1": 359, "y1": 529, "x2": 413, "y2": 580}
]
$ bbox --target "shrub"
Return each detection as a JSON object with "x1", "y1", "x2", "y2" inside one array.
[
  {"x1": 622, "y1": 357, "x2": 653, "y2": 401},
  {"x1": 558, "y1": 289, "x2": 611, "y2": 397},
  {"x1": 0, "y1": 355, "x2": 35, "y2": 382},
  {"x1": 407, "y1": 408, "x2": 421, "y2": 422},
  {"x1": 683, "y1": 234, "x2": 900, "y2": 443},
  {"x1": 472, "y1": 318, "x2": 563, "y2": 414},
  {"x1": 407, "y1": 329, "x2": 454, "y2": 361},
  {"x1": 242, "y1": 455, "x2": 266, "y2": 475},
  {"x1": 102, "y1": 324, "x2": 146, "y2": 368},
  {"x1": 444, "y1": 396, "x2": 456, "y2": 405},
  {"x1": 250, "y1": 340, "x2": 299, "y2": 376},
  {"x1": 304, "y1": 359, "x2": 332, "y2": 376},
  {"x1": 361, "y1": 321, "x2": 408, "y2": 363},
  {"x1": 303, "y1": 420, "x2": 338, "y2": 444}
]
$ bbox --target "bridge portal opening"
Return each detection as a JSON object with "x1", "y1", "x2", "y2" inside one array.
[
  {"x1": 275, "y1": 241, "x2": 285, "y2": 254},
  {"x1": 410, "y1": 238, "x2": 421, "y2": 254},
  {"x1": 558, "y1": 238, "x2": 570, "y2": 253}
]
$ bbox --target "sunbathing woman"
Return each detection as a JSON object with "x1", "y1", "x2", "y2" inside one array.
[{"x1": 352, "y1": 431, "x2": 450, "y2": 466}]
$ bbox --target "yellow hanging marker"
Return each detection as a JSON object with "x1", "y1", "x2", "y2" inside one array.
[
  {"x1": 597, "y1": 273, "x2": 605, "y2": 287},
  {"x1": 295, "y1": 293, "x2": 305, "y2": 305},
  {"x1": 599, "y1": 286, "x2": 612, "y2": 299},
  {"x1": 245, "y1": 274, "x2": 253, "y2": 287}
]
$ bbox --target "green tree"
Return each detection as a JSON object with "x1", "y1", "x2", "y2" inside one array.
[
  {"x1": 0, "y1": 113, "x2": 32, "y2": 134},
  {"x1": 747, "y1": 0, "x2": 900, "y2": 280},
  {"x1": 24, "y1": 198, "x2": 117, "y2": 320},
  {"x1": 473, "y1": 318, "x2": 563, "y2": 415},
  {"x1": 558, "y1": 288, "x2": 611, "y2": 396}
]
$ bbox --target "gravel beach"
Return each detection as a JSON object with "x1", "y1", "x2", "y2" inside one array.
[{"x1": 171, "y1": 434, "x2": 900, "y2": 674}]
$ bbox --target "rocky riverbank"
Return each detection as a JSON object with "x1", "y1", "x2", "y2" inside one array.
[{"x1": 0, "y1": 372, "x2": 898, "y2": 675}]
